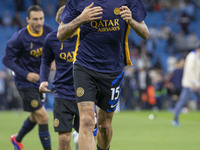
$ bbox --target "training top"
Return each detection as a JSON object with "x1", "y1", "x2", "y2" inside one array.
[
  {"x1": 182, "y1": 50, "x2": 200, "y2": 88},
  {"x1": 40, "y1": 30, "x2": 78, "y2": 100},
  {"x1": 61, "y1": 0, "x2": 147, "y2": 73},
  {"x1": 2, "y1": 24, "x2": 53, "y2": 88}
]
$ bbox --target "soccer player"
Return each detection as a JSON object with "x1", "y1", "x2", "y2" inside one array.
[
  {"x1": 2, "y1": 5, "x2": 53, "y2": 150},
  {"x1": 57, "y1": 0, "x2": 149, "y2": 150},
  {"x1": 39, "y1": 5, "x2": 79, "y2": 150},
  {"x1": 172, "y1": 42, "x2": 200, "y2": 126}
]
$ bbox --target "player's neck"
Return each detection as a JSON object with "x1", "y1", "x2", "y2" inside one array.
[
  {"x1": 30, "y1": 26, "x2": 41, "y2": 34},
  {"x1": 27, "y1": 24, "x2": 43, "y2": 37}
]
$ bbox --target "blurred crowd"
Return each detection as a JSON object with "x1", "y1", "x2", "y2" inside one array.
[
  {"x1": 0, "y1": 0, "x2": 200, "y2": 111},
  {"x1": 121, "y1": 0, "x2": 200, "y2": 111}
]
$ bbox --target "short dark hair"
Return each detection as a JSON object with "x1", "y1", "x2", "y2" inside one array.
[{"x1": 27, "y1": 5, "x2": 43, "y2": 18}]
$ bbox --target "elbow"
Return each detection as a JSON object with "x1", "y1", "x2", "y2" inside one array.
[
  {"x1": 57, "y1": 26, "x2": 66, "y2": 41},
  {"x1": 57, "y1": 31, "x2": 65, "y2": 41},
  {"x1": 143, "y1": 30, "x2": 150, "y2": 40},
  {"x1": 57, "y1": 30, "x2": 71, "y2": 41},
  {"x1": 144, "y1": 32, "x2": 150, "y2": 40}
]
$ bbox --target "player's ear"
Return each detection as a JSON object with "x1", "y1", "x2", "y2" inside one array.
[{"x1": 26, "y1": 17, "x2": 30, "y2": 24}]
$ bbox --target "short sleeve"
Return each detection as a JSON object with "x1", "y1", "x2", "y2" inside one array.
[
  {"x1": 60, "y1": 0, "x2": 81, "y2": 24},
  {"x1": 128, "y1": 0, "x2": 147, "y2": 23}
]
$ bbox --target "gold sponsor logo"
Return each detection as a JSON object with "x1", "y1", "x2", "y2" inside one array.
[
  {"x1": 31, "y1": 100, "x2": 39, "y2": 108},
  {"x1": 30, "y1": 47, "x2": 43, "y2": 57},
  {"x1": 60, "y1": 51, "x2": 75, "y2": 62},
  {"x1": 114, "y1": 8, "x2": 121, "y2": 15},
  {"x1": 90, "y1": 19, "x2": 120, "y2": 32},
  {"x1": 76, "y1": 87, "x2": 84, "y2": 97},
  {"x1": 54, "y1": 118, "x2": 59, "y2": 127}
]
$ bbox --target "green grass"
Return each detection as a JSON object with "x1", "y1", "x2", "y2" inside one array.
[{"x1": 0, "y1": 110, "x2": 200, "y2": 150}]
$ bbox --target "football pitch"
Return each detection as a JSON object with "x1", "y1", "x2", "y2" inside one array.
[{"x1": 0, "y1": 110, "x2": 199, "y2": 150}]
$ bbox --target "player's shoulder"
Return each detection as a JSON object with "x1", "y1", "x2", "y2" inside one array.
[
  {"x1": 45, "y1": 30, "x2": 57, "y2": 40},
  {"x1": 186, "y1": 50, "x2": 197, "y2": 59},
  {"x1": 44, "y1": 30, "x2": 58, "y2": 46},
  {"x1": 10, "y1": 26, "x2": 27, "y2": 40},
  {"x1": 68, "y1": 0, "x2": 79, "y2": 5},
  {"x1": 43, "y1": 24, "x2": 54, "y2": 33},
  {"x1": 126, "y1": 0, "x2": 142, "y2": 3},
  {"x1": 190, "y1": 50, "x2": 198, "y2": 56},
  {"x1": 67, "y1": 0, "x2": 85, "y2": 8},
  {"x1": 127, "y1": 0, "x2": 145, "y2": 5}
]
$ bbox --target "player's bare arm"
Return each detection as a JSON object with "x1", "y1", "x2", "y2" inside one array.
[
  {"x1": 120, "y1": 6, "x2": 149, "y2": 40},
  {"x1": 26, "y1": 72, "x2": 40, "y2": 83},
  {"x1": 57, "y1": 2, "x2": 103, "y2": 41},
  {"x1": 39, "y1": 81, "x2": 51, "y2": 93}
]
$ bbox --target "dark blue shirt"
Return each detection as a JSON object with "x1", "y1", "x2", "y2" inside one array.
[
  {"x1": 61, "y1": 0, "x2": 146, "y2": 73},
  {"x1": 171, "y1": 69, "x2": 183, "y2": 90},
  {"x1": 2, "y1": 24, "x2": 53, "y2": 88},
  {"x1": 40, "y1": 30, "x2": 78, "y2": 100}
]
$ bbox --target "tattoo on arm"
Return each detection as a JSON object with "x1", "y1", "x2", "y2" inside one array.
[
  {"x1": 130, "y1": 20, "x2": 149, "y2": 40},
  {"x1": 59, "y1": 17, "x2": 83, "y2": 40},
  {"x1": 133, "y1": 24, "x2": 146, "y2": 39}
]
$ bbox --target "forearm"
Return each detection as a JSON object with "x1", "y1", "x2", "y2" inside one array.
[
  {"x1": 57, "y1": 16, "x2": 83, "y2": 41},
  {"x1": 40, "y1": 59, "x2": 52, "y2": 82},
  {"x1": 40, "y1": 63, "x2": 51, "y2": 82},
  {"x1": 129, "y1": 20, "x2": 149, "y2": 40}
]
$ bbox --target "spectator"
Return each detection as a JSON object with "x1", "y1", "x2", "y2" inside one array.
[
  {"x1": 0, "y1": 16, "x2": 3, "y2": 25},
  {"x1": 135, "y1": 59, "x2": 153, "y2": 109},
  {"x1": 167, "y1": 58, "x2": 184, "y2": 111},
  {"x1": 15, "y1": 0, "x2": 25, "y2": 12},
  {"x1": 172, "y1": 42, "x2": 200, "y2": 126},
  {"x1": 44, "y1": 1, "x2": 56, "y2": 17},
  {"x1": 11, "y1": 12, "x2": 26, "y2": 29},
  {"x1": 178, "y1": 12, "x2": 191, "y2": 33},
  {"x1": 182, "y1": 0, "x2": 196, "y2": 20},
  {"x1": 32, "y1": 0, "x2": 42, "y2": 6},
  {"x1": 2, "y1": 11, "x2": 13, "y2": 26},
  {"x1": 187, "y1": 31, "x2": 199, "y2": 51},
  {"x1": 174, "y1": 29, "x2": 187, "y2": 52},
  {"x1": 0, "y1": 71, "x2": 7, "y2": 110}
]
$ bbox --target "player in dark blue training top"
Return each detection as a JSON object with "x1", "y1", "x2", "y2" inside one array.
[
  {"x1": 57, "y1": 0, "x2": 149, "y2": 150},
  {"x1": 2, "y1": 5, "x2": 53, "y2": 150},
  {"x1": 39, "y1": 5, "x2": 79, "y2": 150}
]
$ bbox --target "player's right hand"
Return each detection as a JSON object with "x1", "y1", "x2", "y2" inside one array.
[
  {"x1": 26, "y1": 72, "x2": 40, "y2": 83},
  {"x1": 39, "y1": 81, "x2": 51, "y2": 93},
  {"x1": 79, "y1": 2, "x2": 103, "y2": 23}
]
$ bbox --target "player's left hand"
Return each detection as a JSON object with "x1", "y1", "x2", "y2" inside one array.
[
  {"x1": 119, "y1": 6, "x2": 132, "y2": 24},
  {"x1": 39, "y1": 81, "x2": 51, "y2": 93},
  {"x1": 193, "y1": 85, "x2": 198, "y2": 92}
]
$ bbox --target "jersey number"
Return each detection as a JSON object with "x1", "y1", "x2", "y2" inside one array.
[{"x1": 111, "y1": 87, "x2": 120, "y2": 100}]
